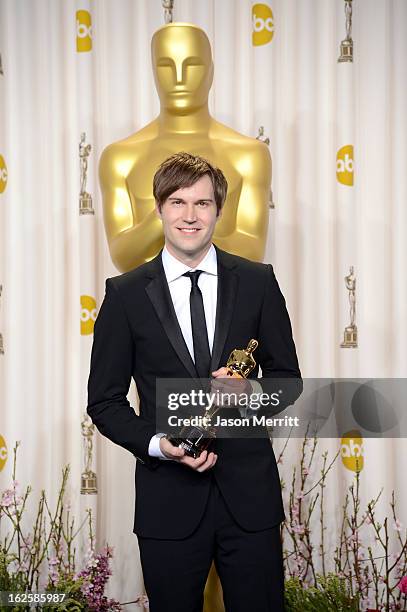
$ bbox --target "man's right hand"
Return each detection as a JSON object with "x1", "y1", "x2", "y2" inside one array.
[{"x1": 159, "y1": 437, "x2": 218, "y2": 473}]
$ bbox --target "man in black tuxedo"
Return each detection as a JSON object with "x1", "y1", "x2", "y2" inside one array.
[{"x1": 87, "y1": 152, "x2": 301, "y2": 612}]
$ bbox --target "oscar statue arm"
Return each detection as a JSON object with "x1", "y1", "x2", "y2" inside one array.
[
  {"x1": 99, "y1": 145, "x2": 164, "y2": 272},
  {"x1": 213, "y1": 142, "x2": 271, "y2": 262}
]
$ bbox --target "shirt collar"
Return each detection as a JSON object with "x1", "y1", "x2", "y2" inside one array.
[{"x1": 162, "y1": 245, "x2": 218, "y2": 283}]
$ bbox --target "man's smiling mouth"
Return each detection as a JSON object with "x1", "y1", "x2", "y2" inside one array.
[{"x1": 178, "y1": 228, "x2": 201, "y2": 233}]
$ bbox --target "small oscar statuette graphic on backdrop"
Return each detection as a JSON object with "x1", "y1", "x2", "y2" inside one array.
[
  {"x1": 167, "y1": 339, "x2": 258, "y2": 458},
  {"x1": 256, "y1": 126, "x2": 275, "y2": 209},
  {"x1": 79, "y1": 132, "x2": 94, "y2": 215},
  {"x1": 338, "y1": 0, "x2": 353, "y2": 63},
  {"x1": 341, "y1": 266, "x2": 358, "y2": 348},
  {"x1": 80, "y1": 414, "x2": 97, "y2": 494},
  {"x1": 0, "y1": 285, "x2": 4, "y2": 355},
  {"x1": 162, "y1": 0, "x2": 174, "y2": 24}
]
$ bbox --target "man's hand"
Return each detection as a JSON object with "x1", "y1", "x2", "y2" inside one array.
[
  {"x1": 211, "y1": 367, "x2": 252, "y2": 406},
  {"x1": 159, "y1": 437, "x2": 218, "y2": 472}
]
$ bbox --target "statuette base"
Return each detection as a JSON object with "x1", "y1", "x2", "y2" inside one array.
[
  {"x1": 341, "y1": 326, "x2": 358, "y2": 348},
  {"x1": 338, "y1": 39, "x2": 353, "y2": 63},
  {"x1": 81, "y1": 472, "x2": 97, "y2": 494},
  {"x1": 168, "y1": 426, "x2": 216, "y2": 459},
  {"x1": 79, "y1": 194, "x2": 94, "y2": 215}
]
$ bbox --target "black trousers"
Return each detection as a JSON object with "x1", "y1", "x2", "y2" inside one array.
[{"x1": 137, "y1": 478, "x2": 284, "y2": 612}]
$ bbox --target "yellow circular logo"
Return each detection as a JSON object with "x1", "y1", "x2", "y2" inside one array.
[
  {"x1": 81, "y1": 295, "x2": 97, "y2": 335},
  {"x1": 252, "y1": 3, "x2": 274, "y2": 46},
  {"x1": 0, "y1": 155, "x2": 8, "y2": 193},
  {"x1": 76, "y1": 10, "x2": 92, "y2": 53},
  {"x1": 341, "y1": 430, "x2": 364, "y2": 472},
  {"x1": 0, "y1": 435, "x2": 8, "y2": 471},
  {"x1": 337, "y1": 144, "x2": 354, "y2": 186}
]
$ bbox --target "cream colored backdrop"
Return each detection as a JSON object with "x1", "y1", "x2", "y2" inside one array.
[{"x1": 0, "y1": 0, "x2": 406, "y2": 608}]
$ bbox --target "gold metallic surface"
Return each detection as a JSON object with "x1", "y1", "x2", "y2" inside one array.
[
  {"x1": 226, "y1": 338, "x2": 258, "y2": 378},
  {"x1": 204, "y1": 563, "x2": 224, "y2": 611},
  {"x1": 99, "y1": 23, "x2": 271, "y2": 272}
]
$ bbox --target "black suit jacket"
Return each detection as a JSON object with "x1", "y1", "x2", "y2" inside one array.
[{"x1": 87, "y1": 247, "x2": 301, "y2": 539}]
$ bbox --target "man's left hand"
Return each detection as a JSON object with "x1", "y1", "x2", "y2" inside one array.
[{"x1": 210, "y1": 367, "x2": 252, "y2": 407}]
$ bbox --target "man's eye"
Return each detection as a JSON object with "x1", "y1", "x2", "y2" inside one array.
[
  {"x1": 197, "y1": 201, "x2": 209, "y2": 207},
  {"x1": 173, "y1": 200, "x2": 183, "y2": 207}
]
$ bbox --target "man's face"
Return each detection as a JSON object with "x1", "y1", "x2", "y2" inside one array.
[
  {"x1": 152, "y1": 26, "x2": 213, "y2": 113},
  {"x1": 156, "y1": 175, "x2": 220, "y2": 264}
]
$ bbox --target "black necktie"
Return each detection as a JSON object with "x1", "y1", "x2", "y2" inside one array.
[{"x1": 183, "y1": 271, "x2": 211, "y2": 378}]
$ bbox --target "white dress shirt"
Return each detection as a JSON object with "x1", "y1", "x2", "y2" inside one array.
[{"x1": 148, "y1": 245, "x2": 218, "y2": 459}]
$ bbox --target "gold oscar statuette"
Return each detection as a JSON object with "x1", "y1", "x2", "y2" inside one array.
[
  {"x1": 80, "y1": 414, "x2": 97, "y2": 494},
  {"x1": 167, "y1": 340, "x2": 258, "y2": 458},
  {"x1": 79, "y1": 133, "x2": 94, "y2": 215},
  {"x1": 341, "y1": 266, "x2": 358, "y2": 348},
  {"x1": 99, "y1": 23, "x2": 271, "y2": 272}
]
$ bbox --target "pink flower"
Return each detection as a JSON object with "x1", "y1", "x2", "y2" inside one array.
[
  {"x1": 49, "y1": 557, "x2": 59, "y2": 567},
  {"x1": 134, "y1": 595, "x2": 149, "y2": 608},
  {"x1": 398, "y1": 575, "x2": 407, "y2": 595},
  {"x1": 393, "y1": 519, "x2": 403, "y2": 532},
  {"x1": 292, "y1": 523, "x2": 305, "y2": 535},
  {"x1": 0, "y1": 488, "x2": 23, "y2": 509},
  {"x1": 102, "y1": 545, "x2": 114, "y2": 557},
  {"x1": 0, "y1": 490, "x2": 14, "y2": 508}
]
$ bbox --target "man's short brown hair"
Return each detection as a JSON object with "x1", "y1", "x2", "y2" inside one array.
[{"x1": 153, "y1": 152, "x2": 228, "y2": 214}]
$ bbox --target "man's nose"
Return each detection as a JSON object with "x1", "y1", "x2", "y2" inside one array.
[{"x1": 183, "y1": 203, "x2": 197, "y2": 222}]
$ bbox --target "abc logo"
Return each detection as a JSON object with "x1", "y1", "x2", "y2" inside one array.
[
  {"x1": 0, "y1": 155, "x2": 8, "y2": 193},
  {"x1": 0, "y1": 435, "x2": 7, "y2": 471},
  {"x1": 337, "y1": 144, "x2": 354, "y2": 186},
  {"x1": 76, "y1": 10, "x2": 92, "y2": 53},
  {"x1": 81, "y1": 295, "x2": 97, "y2": 335},
  {"x1": 341, "y1": 430, "x2": 364, "y2": 472},
  {"x1": 252, "y1": 3, "x2": 274, "y2": 46}
]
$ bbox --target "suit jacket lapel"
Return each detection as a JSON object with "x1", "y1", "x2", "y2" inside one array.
[
  {"x1": 144, "y1": 248, "x2": 239, "y2": 378},
  {"x1": 210, "y1": 248, "x2": 239, "y2": 372},
  {"x1": 145, "y1": 253, "x2": 198, "y2": 379}
]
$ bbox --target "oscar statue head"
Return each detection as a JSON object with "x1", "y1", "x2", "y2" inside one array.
[{"x1": 151, "y1": 23, "x2": 214, "y2": 114}]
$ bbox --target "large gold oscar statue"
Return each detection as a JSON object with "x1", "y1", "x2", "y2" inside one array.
[
  {"x1": 99, "y1": 23, "x2": 271, "y2": 272},
  {"x1": 99, "y1": 22, "x2": 272, "y2": 611}
]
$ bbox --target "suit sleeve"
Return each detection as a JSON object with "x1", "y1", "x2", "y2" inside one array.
[
  {"x1": 87, "y1": 278, "x2": 158, "y2": 467},
  {"x1": 256, "y1": 265, "x2": 303, "y2": 412}
]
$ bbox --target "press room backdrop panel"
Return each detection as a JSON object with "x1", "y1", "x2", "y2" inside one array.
[{"x1": 0, "y1": 0, "x2": 406, "y2": 606}]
